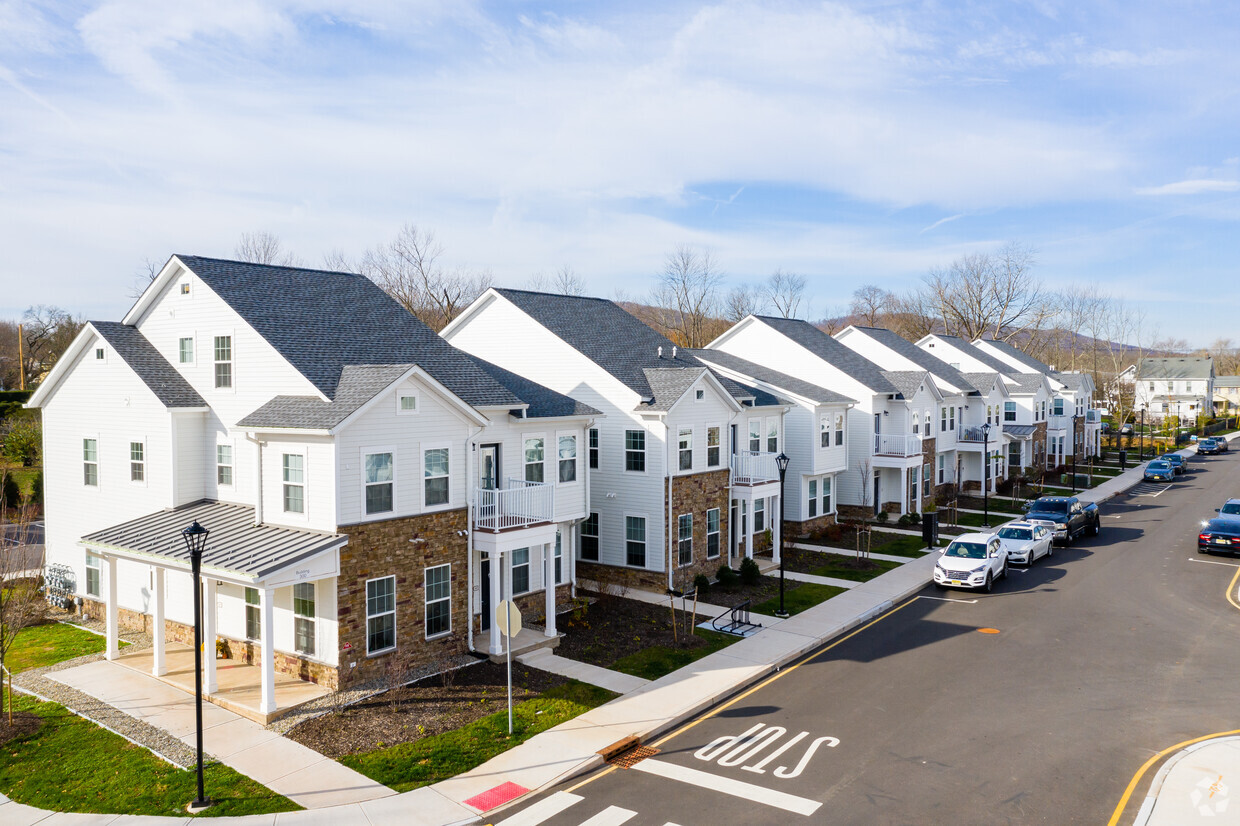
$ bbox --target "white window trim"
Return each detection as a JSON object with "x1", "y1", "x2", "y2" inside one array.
[
  {"x1": 244, "y1": 587, "x2": 261, "y2": 642},
  {"x1": 216, "y1": 439, "x2": 235, "y2": 489},
  {"x1": 511, "y1": 547, "x2": 533, "y2": 596},
  {"x1": 580, "y1": 512, "x2": 600, "y2": 561},
  {"x1": 421, "y1": 443, "x2": 453, "y2": 511},
  {"x1": 365, "y1": 575, "x2": 397, "y2": 656},
  {"x1": 84, "y1": 550, "x2": 101, "y2": 598},
  {"x1": 677, "y1": 513, "x2": 693, "y2": 568},
  {"x1": 677, "y1": 426, "x2": 693, "y2": 474},
  {"x1": 178, "y1": 335, "x2": 196, "y2": 367},
  {"x1": 129, "y1": 437, "x2": 147, "y2": 487},
  {"x1": 178, "y1": 279, "x2": 193, "y2": 297},
  {"x1": 588, "y1": 427, "x2": 600, "y2": 470},
  {"x1": 395, "y1": 390, "x2": 419, "y2": 415},
  {"x1": 555, "y1": 430, "x2": 580, "y2": 486},
  {"x1": 820, "y1": 414, "x2": 830, "y2": 449},
  {"x1": 807, "y1": 477, "x2": 819, "y2": 519},
  {"x1": 706, "y1": 423, "x2": 723, "y2": 468},
  {"x1": 748, "y1": 418, "x2": 762, "y2": 452},
  {"x1": 522, "y1": 432, "x2": 547, "y2": 485},
  {"x1": 624, "y1": 512, "x2": 648, "y2": 569},
  {"x1": 624, "y1": 428, "x2": 648, "y2": 475},
  {"x1": 360, "y1": 445, "x2": 398, "y2": 519},
  {"x1": 706, "y1": 507, "x2": 721, "y2": 559},
  {"x1": 835, "y1": 412, "x2": 846, "y2": 447},
  {"x1": 82, "y1": 434, "x2": 100, "y2": 490},
  {"x1": 281, "y1": 450, "x2": 308, "y2": 519},
  {"x1": 822, "y1": 474, "x2": 834, "y2": 515},
  {"x1": 424, "y1": 563, "x2": 452, "y2": 640},
  {"x1": 293, "y1": 582, "x2": 317, "y2": 656},
  {"x1": 93, "y1": 346, "x2": 107, "y2": 363},
  {"x1": 212, "y1": 329, "x2": 236, "y2": 393}
]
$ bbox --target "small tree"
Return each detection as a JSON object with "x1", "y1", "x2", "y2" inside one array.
[{"x1": 1, "y1": 500, "x2": 45, "y2": 724}]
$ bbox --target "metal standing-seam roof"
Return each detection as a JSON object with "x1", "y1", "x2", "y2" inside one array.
[
  {"x1": 754, "y1": 316, "x2": 899, "y2": 395},
  {"x1": 90, "y1": 321, "x2": 206, "y2": 408},
  {"x1": 81, "y1": 500, "x2": 346, "y2": 580},
  {"x1": 686, "y1": 349, "x2": 855, "y2": 406},
  {"x1": 1003, "y1": 424, "x2": 1038, "y2": 438},
  {"x1": 1136, "y1": 357, "x2": 1214, "y2": 380}
]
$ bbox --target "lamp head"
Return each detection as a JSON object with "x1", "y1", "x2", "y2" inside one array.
[
  {"x1": 776, "y1": 452, "x2": 791, "y2": 474},
  {"x1": 182, "y1": 521, "x2": 209, "y2": 559}
]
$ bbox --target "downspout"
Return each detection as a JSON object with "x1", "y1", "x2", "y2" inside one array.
[
  {"x1": 244, "y1": 433, "x2": 266, "y2": 526},
  {"x1": 465, "y1": 423, "x2": 484, "y2": 654},
  {"x1": 666, "y1": 419, "x2": 674, "y2": 593}
]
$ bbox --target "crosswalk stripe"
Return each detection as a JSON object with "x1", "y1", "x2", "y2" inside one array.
[
  {"x1": 578, "y1": 805, "x2": 638, "y2": 825},
  {"x1": 494, "y1": 791, "x2": 583, "y2": 826},
  {"x1": 631, "y1": 759, "x2": 823, "y2": 816}
]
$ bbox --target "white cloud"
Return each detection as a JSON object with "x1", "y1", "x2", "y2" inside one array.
[{"x1": 1135, "y1": 180, "x2": 1240, "y2": 196}]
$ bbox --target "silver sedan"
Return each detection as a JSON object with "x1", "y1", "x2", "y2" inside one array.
[{"x1": 996, "y1": 522, "x2": 1053, "y2": 566}]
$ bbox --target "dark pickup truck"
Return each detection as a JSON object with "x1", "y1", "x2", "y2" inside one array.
[{"x1": 1021, "y1": 496, "x2": 1101, "y2": 544}]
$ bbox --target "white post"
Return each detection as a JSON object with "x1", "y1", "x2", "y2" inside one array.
[
  {"x1": 899, "y1": 468, "x2": 908, "y2": 515},
  {"x1": 105, "y1": 556, "x2": 119, "y2": 661},
  {"x1": 543, "y1": 541, "x2": 556, "y2": 638},
  {"x1": 259, "y1": 587, "x2": 276, "y2": 714},
  {"x1": 745, "y1": 499, "x2": 753, "y2": 560},
  {"x1": 489, "y1": 551, "x2": 503, "y2": 656},
  {"x1": 151, "y1": 567, "x2": 166, "y2": 676},
  {"x1": 772, "y1": 496, "x2": 781, "y2": 565},
  {"x1": 204, "y1": 578, "x2": 218, "y2": 694}
]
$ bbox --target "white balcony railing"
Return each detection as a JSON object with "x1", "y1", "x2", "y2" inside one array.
[
  {"x1": 958, "y1": 425, "x2": 991, "y2": 443},
  {"x1": 1085, "y1": 409, "x2": 1103, "y2": 424},
  {"x1": 1047, "y1": 414, "x2": 1072, "y2": 431},
  {"x1": 873, "y1": 433, "x2": 922, "y2": 457},
  {"x1": 474, "y1": 478, "x2": 554, "y2": 532},
  {"x1": 731, "y1": 450, "x2": 780, "y2": 485}
]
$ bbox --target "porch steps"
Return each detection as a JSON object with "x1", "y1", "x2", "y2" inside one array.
[{"x1": 488, "y1": 625, "x2": 562, "y2": 664}]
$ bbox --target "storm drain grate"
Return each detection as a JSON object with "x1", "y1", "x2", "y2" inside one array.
[{"x1": 607, "y1": 744, "x2": 660, "y2": 769}]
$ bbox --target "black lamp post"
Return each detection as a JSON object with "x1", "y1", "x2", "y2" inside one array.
[
  {"x1": 182, "y1": 521, "x2": 212, "y2": 812},
  {"x1": 1071, "y1": 414, "x2": 1081, "y2": 493},
  {"x1": 774, "y1": 452, "x2": 791, "y2": 619},
  {"x1": 981, "y1": 422, "x2": 991, "y2": 529},
  {"x1": 1139, "y1": 405, "x2": 1146, "y2": 460}
]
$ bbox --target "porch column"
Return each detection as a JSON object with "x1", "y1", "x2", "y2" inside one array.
[
  {"x1": 488, "y1": 550, "x2": 503, "y2": 656},
  {"x1": 772, "y1": 495, "x2": 781, "y2": 565},
  {"x1": 745, "y1": 499, "x2": 754, "y2": 560},
  {"x1": 899, "y1": 469, "x2": 908, "y2": 515},
  {"x1": 105, "y1": 556, "x2": 119, "y2": 661},
  {"x1": 204, "y1": 578, "x2": 218, "y2": 695},
  {"x1": 151, "y1": 567, "x2": 166, "y2": 676},
  {"x1": 543, "y1": 542, "x2": 556, "y2": 638},
  {"x1": 259, "y1": 586, "x2": 276, "y2": 715}
]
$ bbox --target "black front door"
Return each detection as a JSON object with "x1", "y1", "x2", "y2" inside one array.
[
  {"x1": 480, "y1": 444, "x2": 500, "y2": 490},
  {"x1": 480, "y1": 557, "x2": 491, "y2": 631}
]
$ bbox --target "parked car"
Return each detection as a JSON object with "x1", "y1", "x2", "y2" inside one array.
[
  {"x1": 1022, "y1": 496, "x2": 1102, "y2": 544},
  {"x1": 1119, "y1": 423, "x2": 1134, "y2": 436},
  {"x1": 995, "y1": 522, "x2": 1053, "y2": 566},
  {"x1": 1100, "y1": 422, "x2": 1112, "y2": 434},
  {"x1": 1216, "y1": 498, "x2": 1240, "y2": 516},
  {"x1": 934, "y1": 532, "x2": 1009, "y2": 592},
  {"x1": 1198, "y1": 438, "x2": 1221, "y2": 455},
  {"x1": 1144, "y1": 459, "x2": 1174, "y2": 482},
  {"x1": 1216, "y1": 437, "x2": 1230, "y2": 453},
  {"x1": 1163, "y1": 453, "x2": 1188, "y2": 475},
  {"x1": 1199, "y1": 517, "x2": 1240, "y2": 555}
]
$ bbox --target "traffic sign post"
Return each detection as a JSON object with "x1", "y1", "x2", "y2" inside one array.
[{"x1": 495, "y1": 600, "x2": 522, "y2": 735}]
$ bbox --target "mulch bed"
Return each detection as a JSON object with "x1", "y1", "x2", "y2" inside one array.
[
  {"x1": 285, "y1": 660, "x2": 569, "y2": 759},
  {"x1": 0, "y1": 711, "x2": 43, "y2": 746},
  {"x1": 782, "y1": 546, "x2": 885, "y2": 576}
]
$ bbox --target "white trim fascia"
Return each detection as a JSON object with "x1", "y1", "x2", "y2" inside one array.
[
  {"x1": 438, "y1": 288, "x2": 501, "y2": 341},
  {"x1": 660, "y1": 369, "x2": 745, "y2": 417},
  {"x1": 25, "y1": 324, "x2": 101, "y2": 408},
  {"x1": 121, "y1": 255, "x2": 184, "y2": 326},
  {"x1": 703, "y1": 315, "x2": 759, "y2": 350},
  {"x1": 332, "y1": 364, "x2": 488, "y2": 434},
  {"x1": 244, "y1": 426, "x2": 334, "y2": 437},
  {"x1": 506, "y1": 412, "x2": 600, "y2": 425},
  {"x1": 78, "y1": 538, "x2": 347, "y2": 589}
]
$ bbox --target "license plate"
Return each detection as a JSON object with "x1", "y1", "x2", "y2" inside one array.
[
  {"x1": 949, "y1": 580, "x2": 963, "y2": 585},
  {"x1": 1215, "y1": 538, "x2": 1230, "y2": 545}
]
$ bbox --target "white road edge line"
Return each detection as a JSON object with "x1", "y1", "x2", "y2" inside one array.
[
  {"x1": 494, "y1": 791, "x2": 583, "y2": 826},
  {"x1": 1147, "y1": 484, "x2": 1175, "y2": 498},
  {"x1": 632, "y1": 759, "x2": 822, "y2": 816},
  {"x1": 578, "y1": 805, "x2": 638, "y2": 825},
  {"x1": 1188, "y1": 557, "x2": 1240, "y2": 568},
  {"x1": 919, "y1": 596, "x2": 979, "y2": 604}
]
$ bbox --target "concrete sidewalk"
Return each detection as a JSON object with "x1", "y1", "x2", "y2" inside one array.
[{"x1": 1137, "y1": 736, "x2": 1240, "y2": 824}]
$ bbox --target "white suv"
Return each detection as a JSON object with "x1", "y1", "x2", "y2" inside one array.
[{"x1": 933, "y1": 532, "x2": 1009, "y2": 592}]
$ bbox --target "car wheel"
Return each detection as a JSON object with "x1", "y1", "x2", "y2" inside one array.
[
  {"x1": 1001, "y1": 560, "x2": 1008, "y2": 580},
  {"x1": 1045, "y1": 542, "x2": 1053, "y2": 559},
  {"x1": 1091, "y1": 520, "x2": 1101, "y2": 537},
  {"x1": 983, "y1": 572, "x2": 993, "y2": 593}
]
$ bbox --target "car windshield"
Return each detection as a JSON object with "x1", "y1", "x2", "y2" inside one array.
[
  {"x1": 997, "y1": 527, "x2": 1032, "y2": 540},
  {"x1": 1031, "y1": 500, "x2": 1068, "y2": 513},
  {"x1": 1165, "y1": 455, "x2": 1182, "y2": 462},
  {"x1": 1148, "y1": 461, "x2": 1170, "y2": 469},
  {"x1": 944, "y1": 541, "x2": 987, "y2": 559},
  {"x1": 1221, "y1": 502, "x2": 1240, "y2": 515}
]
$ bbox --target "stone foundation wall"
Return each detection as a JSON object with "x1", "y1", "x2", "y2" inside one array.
[
  {"x1": 667, "y1": 469, "x2": 732, "y2": 587},
  {"x1": 577, "y1": 560, "x2": 670, "y2": 593},
  {"x1": 836, "y1": 504, "x2": 873, "y2": 522},
  {"x1": 790, "y1": 512, "x2": 839, "y2": 539}
]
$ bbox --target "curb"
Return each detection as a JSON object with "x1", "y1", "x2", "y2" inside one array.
[{"x1": 1132, "y1": 735, "x2": 1240, "y2": 825}]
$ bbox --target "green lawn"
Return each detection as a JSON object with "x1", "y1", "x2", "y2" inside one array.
[
  {"x1": 7, "y1": 622, "x2": 126, "y2": 673},
  {"x1": 0, "y1": 695, "x2": 298, "y2": 817},
  {"x1": 802, "y1": 552, "x2": 901, "y2": 582},
  {"x1": 341, "y1": 681, "x2": 616, "y2": 793},
  {"x1": 611, "y1": 629, "x2": 738, "y2": 680},
  {"x1": 753, "y1": 583, "x2": 846, "y2": 616}
]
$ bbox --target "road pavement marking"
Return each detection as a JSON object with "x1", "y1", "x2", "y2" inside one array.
[
  {"x1": 1189, "y1": 557, "x2": 1240, "y2": 568},
  {"x1": 578, "y1": 805, "x2": 637, "y2": 825},
  {"x1": 495, "y1": 792, "x2": 582, "y2": 826},
  {"x1": 1109, "y1": 729, "x2": 1240, "y2": 826},
  {"x1": 631, "y1": 759, "x2": 822, "y2": 816},
  {"x1": 1148, "y1": 484, "x2": 1175, "y2": 498},
  {"x1": 919, "y1": 596, "x2": 978, "y2": 603}
]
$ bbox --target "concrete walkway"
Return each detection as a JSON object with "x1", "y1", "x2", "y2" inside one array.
[
  {"x1": 783, "y1": 569, "x2": 858, "y2": 589},
  {"x1": 48, "y1": 660, "x2": 395, "y2": 810},
  {"x1": 1137, "y1": 736, "x2": 1240, "y2": 824},
  {"x1": 516, "y1": 648, "x2": 650, "y2": 695}
]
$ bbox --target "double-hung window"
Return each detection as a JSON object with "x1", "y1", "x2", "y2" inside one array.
[
  {"x1": 1004, "y1": 402, "x2": 1017, "y2": 422},
  {"x1": 941, "y1": 407, "x2": 948, "y2": 432},
  {"x1": 129, "y1": 441, "x2": 145, "y2": 482},
  {"x1": 558, "y1": 435, "x2": 577, "y2": 483},
  {"x1": 923, "y1": 462, "x2": 932, "y2": 496},
  {"x1": 424, "y1": 448, "x2": 449, "y2": 506},
  {"x1": 707, "y1": 509, "x2": 720, "y2": 558},
  {"x1": 748, "y1": 420, "x2": 762, "y2": 452},
  {"x1": 366, "y1": 577, "x2": 396, "y2": 654},
  {"x1": 1053, "y1": 398, "x2": 1065, "y2": 416},
  {"x1": 625, "y1": 430, "x2": 645, "y2": 472},
  {"x1": 626, "y1": 516, "x2": 646, "y2": 567},
  {"x1": 512, "y1": 548, "x2": 530, "y2": 594},
  {"x1": 754, "y1": 498, "x2": 765, "y2": 532},
  {"x1": 85, "y1": 552, "x2": 101, "y2": 597},
  {"x1": 83, "y1": 438, "x2": 98, "y2": 486},
  {"x1": 293, "y1": 583, "x2": 315, "y2": 655},
  {"x1": 245, "y1": 587, "x2": 261, "y2": 641},
  {"x1": 820, "y1": 415, "x2": 830, "y2": 448},
  {"x1": 835, "y1": 413, "x2": 845, "y2": 446},
  {"x1": 554, "y1": 532, "x2": 564, "y2": 583},
  {"x1": 678, "y1": 427, "x2": 692, "y2": 471},
  {"x1": 178, "y1": 337, "x2": 194, "y2": 364},
  {"x1": 767, "y1": 419, "x2": 778, "y2": 453},
  {"x1": 282, "y1": 454, "x2": 304, "y2": 513},
  {"x1": 216, "y1": 444, "x2": 233, "y2": 486},
  {"x1": 821, "y1": 477, "x2": 832, "y2": 514},
  {"x1": 588, "y1": 428, "x2": 599, "y2": 469},
  {"x1": 364, "y1": 451, "x2": 394, "y2": 514},
  {"x1": 910, "y1": 467, "x2": 919, "y2": 504},
  {"x1": 678, "y1": 514, "x2": 693, "y2": 566},
  {"x1": 912, "y1": 411, "x2": 920, "y2": 435},
  {"x1": 580, "y1": 513, "x2": 599, "y2": 560},
  {"x1": 425, "y1": 564, "x2": 451, "y2": 637},
  {"x1": 938, "y1": 455, "x2": 946, "y2": 484},
  {"x1": 524, "y1": 437, "x2": 544, "y2": 483},
  {"x1": 707, "y1": 426, "x2": 721, "y2": 467},
  {"x1": 213, "y1": 335, "x2": 233, "y2": 389},
  {"x1": 808, "y1": 479, "x2": 819, "y2": 518}
]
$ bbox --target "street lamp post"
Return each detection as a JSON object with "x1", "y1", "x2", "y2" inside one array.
[
  {"x1": 774, "y1": 452, "x2": 791, "y2": 619},
  {"x1": 1139, "y1": 405, "x2": 1146, "y2": 459},
  {"x1": 1071, "y1": 414, "x2": 1082, "y2": 493},
  {"x1": 182, "y1": 521, "x2": 212, "y2": 812},
  {"x1": 981, "y1": 423, "x2": 991, "y2": 529}
]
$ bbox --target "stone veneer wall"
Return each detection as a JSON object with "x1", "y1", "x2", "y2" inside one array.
[
  {"x1": 920, "y1": 438, "x2": 937, "y2": 511},
  {"x1": 790, "y1": 512, "x2": 839, "y2": 538},
  {"x1": 836, "y1": 504, "x2": 873, "y2": 522},
  {"x1": 336, "y1": 508, "x2": 470, "y2": 690},
  {"x1": 668, "y1": 469, "x2": 732, "y2": 587},
  {"x1": 577, "y1": 560, "x2": 670, "y2": 593}
]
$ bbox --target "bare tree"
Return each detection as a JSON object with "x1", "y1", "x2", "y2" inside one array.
[
  {"x1": 362, "y1": 223, "x2": 491, "y2": 331},
  {"x1": 649, "y1": 245, "x2": 725, "y2": 347},
  {"x1": 723, "y1": 284, "x2": 762, "y2": 322},
  {"x1": 849, "y1": 285, "x2": 895, "y2": 328},
  {"x1": 924, "y1": 242, "x2": 1053, "y2": 341},
  {"x1": 234, "y1": 231, "x2": 303, "y2": 267},
  {"x1": 21, "y1": 306, "x2": 83, "y2": 389},
  {"x1": 528, "y1": 266, "x2": 586, "y2": 296},
  {"x1": 764, "y1": 269, "x2": 806, "y2": 318},
  {"x1": 127, "y1": 256, "x2": 162, "y2": 299},
  {"x1": 320, "y1": 249, "x2": 354, "y2": 273},
  {"x1": 1088, "y1": 299, "x2": 1156, "y2": 428},
  {"x1": 1205, "y1": 338, "x2": 1240, "y2": 376},
  {"x1": 1, "y1": 494, "x2": 45, "y2": 724},
  {"x1": 884, "y1": 288, "x2": 939, "y2": 342}
]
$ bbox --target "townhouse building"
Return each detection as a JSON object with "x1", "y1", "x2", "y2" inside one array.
[
  {"x1": 441, "y1": 289, "x2": 791, "y2": 593},
  {"x1": 1134, "y1": 357, "x2": 1215, "y2": 423},
  {"x1": 28, "y1": 256, "x2": 599, "y2": 719},
  {"x1": 1214, "y1": 376, "x2": 1240, "y2": 414}
]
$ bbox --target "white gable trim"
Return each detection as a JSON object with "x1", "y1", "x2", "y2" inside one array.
[{"x1": 332, "y1": 365, "x2": 489, "y2": 434}]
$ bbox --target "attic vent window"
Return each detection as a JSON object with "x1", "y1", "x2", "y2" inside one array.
[
  {"x1": 695, "y1": 389, "x2": 704, "y2": 401},
  {"x1": 398, "y1": 394, "x2": 418, "y2": 414},
  {"x1": 95, "y1": 348, "x2": 104, "y2": 360},
  {"x1": 179, "y1": 282, "x2": 190, "y2": 295}
]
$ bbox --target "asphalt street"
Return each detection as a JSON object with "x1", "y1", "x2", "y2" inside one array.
[{"x1": 496, "y1": 451, "x2": 1240, "y2": 826}]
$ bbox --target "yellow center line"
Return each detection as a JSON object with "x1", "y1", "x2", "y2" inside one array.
[{"x1": 1227, "y1": 565, "x2": 1240, "y2": 613}]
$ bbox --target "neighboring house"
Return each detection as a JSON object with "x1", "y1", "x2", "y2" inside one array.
[
  {"x1": 441, "y1": 289, "x2": 790, "y2": 593},
  {"x1": 686, "y1": 348, "x2": 854, "y2": 534},
  {"x1": 1214, "y1": 376, "x2": 1240, "y2": 414},
  {"x1": 706, "y1": 316, "x2": 939, "y2": 518},
  {"x1": 1134, "y1": 357, "x2": 1215, "y2": 422},
  {"x1": 27, "y1": 256, "x2": 599, "y2": 719}
]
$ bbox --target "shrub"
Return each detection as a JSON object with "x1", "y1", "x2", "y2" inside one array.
[
  {"x1": 693, "y1": 574, "x2": 711, "y2": 596},
  {"x1": 716, "y1": 564, "x2": 739, "y2": 588},
  {"x1": 2, "y1": 472, "x2": 18, "y2": 509},
  {"x1": 739, "y1": 557, "x2": 761, "y2": 586},
  {"x1": 0, "y1": 416, "x2": 41, "y2": 467},
  {"x1": 30, "y1": 469, "x2": 42, "y2": 505},
  {"x1": 825, "y1": 524, "x2": 843, "y2": 542},
  {"x1": 876, "y1": 510, "x2": 889, "y2": 523},
  {"x1": 897, "y1": 513, "x2": 915, "y2": 527}
]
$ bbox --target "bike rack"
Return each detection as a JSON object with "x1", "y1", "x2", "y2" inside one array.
[{"x1": 711, "y1": 600, "x2": 763, "y2": 636}]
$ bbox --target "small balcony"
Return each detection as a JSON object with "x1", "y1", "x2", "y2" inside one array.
[
  {"x1": 1085, "y1": 409, "x2": 1103, "y2": 425},
  {"x1": 873, "y1": 433, "x2": 922, "y2": 457},
  {"x1": 475, "y1": 478, "x2": 554, "y2": 532},
  {"x1": 1047, "y1": 414, "x2": 1072, "y2": 431},
  {"x1": 958, "y1": 426, "x2": 993, "y2": 444},
  {"x1": 731, "y1": 450, "x2": 780, "y2": 486}
]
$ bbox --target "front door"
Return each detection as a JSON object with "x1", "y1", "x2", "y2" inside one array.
[
  {"x1": 480, "y1": 557, "x2": 491, "y2": 631},
  {"x1": 873, "y1": 471, "x2": 881, "y2": 516},
  {"x1": 480, "y1": 444, "x2": 500, "y2": 490}
]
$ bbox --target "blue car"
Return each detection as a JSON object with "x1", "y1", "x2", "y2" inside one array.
[
  {"x1": 1198, "y1": 438, "x2": 1221, "y2": 455},
  {"x1": 1144, "y1": 459, "x2": 1174, "y2": 482}
]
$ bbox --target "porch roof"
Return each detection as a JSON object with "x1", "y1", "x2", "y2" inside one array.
[
  {"x1": 1003, "y1": 424, "x2": 1038, "y2": 438},
  {"x1": 81, "y1": 500, "x2": 346, "y2": 580}
]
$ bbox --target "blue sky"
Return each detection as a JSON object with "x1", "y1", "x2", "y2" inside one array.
[{"x1": 2, "y1": 1, "x2": 1239, "y2": 345}]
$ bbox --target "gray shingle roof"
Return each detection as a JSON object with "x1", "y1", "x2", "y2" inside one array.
[
  {"x1": 880, "y1": 370, "x2": 931, "y2": 400},
  {"x1": 1050, "y1": 372, "x2": 1085, "y2": 391},
  {"x1": 1215, "y1": 376, "x2": 1240, "y2": 388},
  {"x1": 82, "y1": 500, "x2": 346, "y2": 580},
  {"x1": 977, "y1": 338, "x2": 1054, "y2": 373},
  {"x1": 686, "y1": 349, "x2": 855, "y2": 405},
  {"x1": 1003, "y1": 374, "x2": 1047, "y2": 394},
  {"x1": 237, "y1": 365, "x2": 415, "y2": 429},
  {"x1": 1136, "y1": 357, "x2": 1214, "y2": 380},
  {"x1": 470, "y1": 359, "x2": 602, "y2": 418},
  {"x1": 932, "y1": 335, "x2": 1015, "y2": 374},
  {"x1": 754, "y1": 316, "x2": 898, "y2": 394},
  {"x1": 641, "y1": 368, "x2": 708, "y2": 412},
  {"x1": 960, "y1": 372, "x2": 1002, "y2": 394},
  {"x1": 91, "y1": 321, "x2": 206, "y2": 408},
  {"x1": 847, "y1": 327, "x2": 980, "y2": 395},
  {"x1": 178, "y1": 256, "x2": 522, "y2": 408}
]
